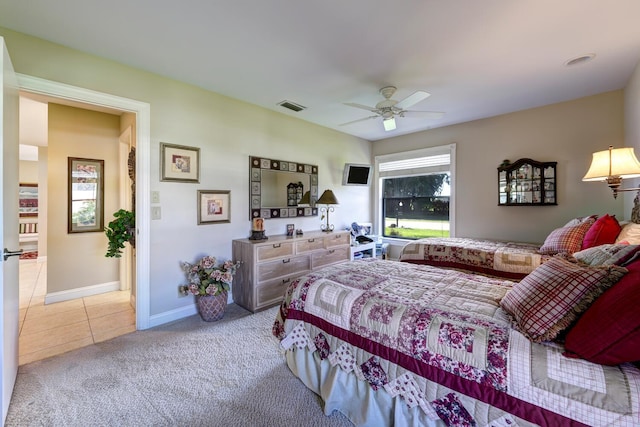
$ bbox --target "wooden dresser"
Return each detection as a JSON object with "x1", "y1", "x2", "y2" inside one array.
[{"x1": 232, "y1": 231, "x2": 350, "y2": 312}]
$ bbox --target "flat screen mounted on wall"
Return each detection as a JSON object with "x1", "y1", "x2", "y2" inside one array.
[{"x1": 342, "y1": 163, "x2": 372, "y2": 186}]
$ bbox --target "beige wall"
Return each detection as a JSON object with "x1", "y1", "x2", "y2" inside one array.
[
  {"x1": 373, "y1": 91, "x2": 626, "y2": 244},
  {"x1": 19, "y1": 159, "x2": 37, "y2": 182},
  {"x1": 0, "y1": 28, "x2": 371, "y2": 317},
  {"x1": 47, "y1": 104, "x2": 120, "y2": 293}
]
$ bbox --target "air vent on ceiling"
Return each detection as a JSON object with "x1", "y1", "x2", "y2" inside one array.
[
  {"x1": 277, "y1": 100, "x2": 306, "y2": 112},
  {"x1": 565, "y1": 53, "x2": 595, "y2": 67}
]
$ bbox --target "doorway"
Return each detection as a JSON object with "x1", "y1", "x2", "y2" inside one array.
[
  {"x1": 16, "y1": 73, "x2": 151, "y2": 333},
  {"x1": 18, "y1": 95, "x2": 138, "y2": 364}
]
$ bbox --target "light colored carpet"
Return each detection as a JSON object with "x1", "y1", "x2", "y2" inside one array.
[{"x1": 6, "y1": 304, "x2": 353, "y2": 426}]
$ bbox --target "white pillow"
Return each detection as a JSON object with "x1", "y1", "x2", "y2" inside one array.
[{"x1": 615, "y1": 222, "x2": 640, "y2": 244}]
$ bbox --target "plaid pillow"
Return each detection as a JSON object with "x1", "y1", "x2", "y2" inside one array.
[
  {"x1": 539, "y1": 219, "x2": 595, "y2": 254},
  {"x1": 500, "y1": 256, "x2": 627, "y2": 342}
]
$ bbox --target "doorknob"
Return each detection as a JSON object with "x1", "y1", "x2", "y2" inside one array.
[{"x1": 3, "y1": 248, "x2": 23, "y2": 261}]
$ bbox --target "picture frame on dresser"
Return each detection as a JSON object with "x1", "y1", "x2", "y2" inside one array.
[
  {"x1": 160, "y1": 142, "x2": 200, "y2": 183},
  {"x1": 197, "y1": 190, "x2": 230, "y2": 224}
]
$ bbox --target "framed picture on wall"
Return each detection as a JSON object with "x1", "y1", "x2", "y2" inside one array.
[
  {"x1": 68, "y1": 157, "x2": 104, "y2": 233},
  {"x1": 198, "y1": 190, "x2": 231, "y2": 224},
  {"x1": 160, "y1": 142, "x2": 200, "y2": 183},
  {"x1": 19, "y1": 183, "x2": 38, "y2": 217}
]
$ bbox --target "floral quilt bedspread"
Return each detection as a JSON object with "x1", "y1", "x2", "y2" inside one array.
[
  {"x1": 398, "y1": 237, "x2": 551, "y2": 279},
  {"x1": 273, "y1": 259, "x2": 640, "y2": 427}
]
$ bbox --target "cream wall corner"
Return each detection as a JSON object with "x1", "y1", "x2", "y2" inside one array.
[{"x1": 374, "y1": 90, "x2": 626, "y2": 244}]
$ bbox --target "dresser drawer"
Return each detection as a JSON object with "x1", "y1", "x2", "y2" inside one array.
[
  {"x1": 257, "y1": 255, "x2": 310, "y2": 281},
  {"x1": 256, "y1": 241, "x2": 294, "y2": 261},
  {"x1": 296, "y1": 237, "x2": 325, "y2": 253},
  {"x1": 325, "y1": 232, "x2": 350, "y2": 248},
  {"x1": 256, "y1": 275, "x2": 302, "y2": 309},
  {"x1": 312, "y1": 246, "x2": 349, "y2": 268}
]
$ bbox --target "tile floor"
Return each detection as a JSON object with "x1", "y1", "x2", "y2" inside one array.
[{"x1": 19, "y1": 259, "x2": 136, "y2": 365}]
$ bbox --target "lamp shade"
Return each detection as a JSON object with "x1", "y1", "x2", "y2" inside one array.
[
  {"x1": 583, "y1": 146, "x2": 640, "y2": 181},
  {"x1": 317, "y1": 189, "x2": 339, "y2": 205},
  {"x1": 298, "y1": 191, "x2": 311, "y2": 206}
]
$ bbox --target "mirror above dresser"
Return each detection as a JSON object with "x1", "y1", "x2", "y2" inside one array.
[{"x1": 249, "y1": 156, "x2": 319, "y2": 220}]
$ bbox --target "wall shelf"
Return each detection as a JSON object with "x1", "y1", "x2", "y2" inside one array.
[{"x1": 498, "y1": 158, "x2": 557, "y2": 206}]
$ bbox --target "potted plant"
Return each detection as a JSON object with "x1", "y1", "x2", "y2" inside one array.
[
  {"x1": 105, "y1": 209, "x2": 136, "y2": 258},
  {"x1": 180, "y1": 256, "x2": 240, "y2": 321}
]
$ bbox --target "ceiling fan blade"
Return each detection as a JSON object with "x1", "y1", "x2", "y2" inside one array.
[
  {"x1": 395, "y1": 91, "x2": 430, "y2": 110},
  {"x1": 402, "y1": 110, "x2": 445, "y2": 119},
  {"x1": 344, "y1": 102, "x2": 379, "y2": 113},
  {"x1": 340, "y1": 115, "x2": 379, "y2": 126},
  {"x1": 383, "y1": 117, "x2": 396, "y2": 131}
]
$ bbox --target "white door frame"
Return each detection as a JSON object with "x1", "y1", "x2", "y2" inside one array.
[
  {"x1": 17, "y1": 74, "x2": 151, "y2": 329},
  {"x1": 118, "y1": 127, "x2": 133, "y2": 294}
]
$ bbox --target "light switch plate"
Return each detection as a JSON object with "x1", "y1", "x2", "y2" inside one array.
[
  {"x1": 151, "y1": 191, "x2": 160, "y2": 204},
  {"x1": 151, "y1": 206, "x2": 161, "y2": 220}
]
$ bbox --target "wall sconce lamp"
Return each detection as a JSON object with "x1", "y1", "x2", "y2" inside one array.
[
  {"x1": 317, "y1": 189, "x2": 339, "y2": 232},
  {"x1": 583, "y1": 145, "x2": 640, "y2": 198}
]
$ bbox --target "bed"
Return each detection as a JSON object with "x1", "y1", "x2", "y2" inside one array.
[
  {"x1": 398, "y1": 237, "x2": 551, "y2": 279},
  {"x1": 272, "y1": 256, "x2": 640, "y2": 427},
  {"x1": 397, "y1": 212, "x2": 639, "y2": 279}
]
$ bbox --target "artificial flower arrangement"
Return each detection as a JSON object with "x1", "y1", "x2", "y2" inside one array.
[{"x1": 180, "y1": 255, "x2": 240, "y2": 297}]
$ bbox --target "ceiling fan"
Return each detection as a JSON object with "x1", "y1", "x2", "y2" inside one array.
[{"x1": 341, "y1": 86, "x2": 444, "y2": 131}]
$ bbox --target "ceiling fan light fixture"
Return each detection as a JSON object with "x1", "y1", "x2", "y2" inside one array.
[
  {"x1": 341, "y1": 86, "x2": 443, "y2": 131},
  {"x1": 383, "y1": 118, "x2": 396, "y2": 131}
]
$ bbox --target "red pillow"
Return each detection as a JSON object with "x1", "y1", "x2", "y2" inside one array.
[
  {"x1": 564, "y1": 258, "x2": 640, "y2": 365},
  {"x1": 581, "y1": 214, "x2": 621, "y2": 250}
]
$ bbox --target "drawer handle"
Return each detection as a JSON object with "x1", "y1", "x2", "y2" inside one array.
[
  {"x1": 307, "y1": 238, "x2": 315, "y2": 243},
  {"x1": 273, "y1": 243, "x2": 281, "y2": 248},
  {"x1": 282, "y1": 278, "x2": 291, "y2": 284},
  {"x1": 328, "y1": 249, "x2": 335, "y2": 254},
  {"x1": 282, "y1": 258, "x2": 291, "y2": 264}
]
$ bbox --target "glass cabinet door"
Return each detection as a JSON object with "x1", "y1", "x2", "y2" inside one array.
[{"x1": 498, "y1": 159, "x2": 557, "y2": 206}]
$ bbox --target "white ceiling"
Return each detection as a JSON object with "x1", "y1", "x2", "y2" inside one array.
[{"x1": 2, "y1": 1, "x2": 640, "y2": 141}]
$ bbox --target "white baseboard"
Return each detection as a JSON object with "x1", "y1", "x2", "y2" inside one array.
[
  {"x1": 147, "y1": 294, "x2": 235, "y2": 328},
  {"x1": 149, "y1": 292, "x2": 233, "y2": 328},
  {"x1": 148, "y1": 303, "x2": 198, "y2": 328},
  {"x1": 45, "y1": 281, "x2": 120, "y2": 305}
]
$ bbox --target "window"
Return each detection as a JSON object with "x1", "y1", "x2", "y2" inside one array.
[{"x1": 375, "y1": 144, "x2": 455, "y2": 240}]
